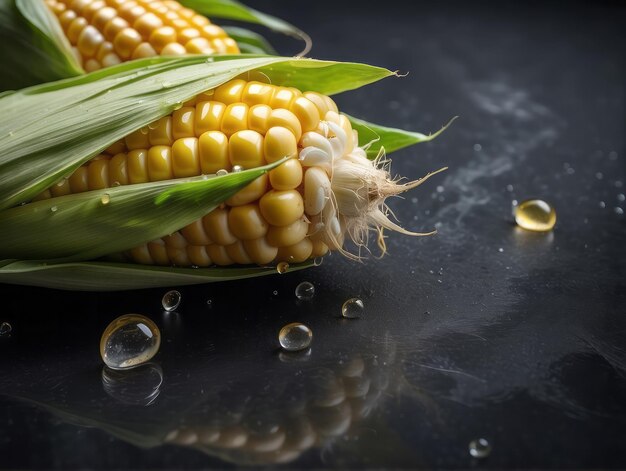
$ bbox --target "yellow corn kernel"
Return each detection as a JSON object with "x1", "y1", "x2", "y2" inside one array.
[
  {"x1": 178, "y1": 27, "x2": 201, "y2": 44},
  {"x1": 163, "y1": 231, "x2": 187, "y2": 249},
  {"x1": 180, "y1": 220, "x2": 213, "y2": 246},
  {"x1": 149, "y1": 26, "x2": 177, "y2": 52},
  {"x1": 114, "y1": 28, "x2": 143, "y2": 59},
  {"x1": 267, "y1": 109, "x2": 302, "y2": 142},
  {"x1": 92, "y1": 7, "x2": 117, "y2": 32},
  {"x1": 206, "y1": 245, "x2": 233, "y2": 266},
  {"x1": 82, "y1": 1, "x2": 107, "y2": 21},
  {"x1": 127, "y1": 149, "x2": 149, "y2": 183},
  {"x1": 267, "y1": 218, "x2": 309, "y2": 247},
  {"x1": 101, "y1": 53, "x2": 121, "y2": 67},
  {"x1": 109, "y1": 152, "x2": 129, "y2": 186},
  {"x1": 259, "y1": 190, "x2": 304, "y2": 227},
  {"x1": 130, "y1": 245, "x2": 154, "y2": 264},
  {"x1": 50, "y1": 178, "x2": 71, "y2": 198},
  {"x1": 269, "y1": 159, "x2": 303, "y2": 190},
  {"x1": 221, "y1": 103, "x2": 249, "y2": 136},
  {"x1": 270, "y1": 88, "x2": 298, "y2": 109},
  {"x1": 202, "y1": 208, "x2": 237, "y2": 246},
  {"x1": 167, "y1": 246, "x2": 191, "y2": 266},
  {"x1": 290, "y1": 97, "x2": 321, "y2": 133},
  {"x1": 242, "y1": 82, "x2": 274, "y2": 106},
  {"x1": 198, "y1": 131, "x2": 229, "y2": 174},
  {"x1": 187, "y1": 245, "x2": 212, "y2": 266},
  {"x1": 228, "y1": 204, "x2": 268, "y2": 240},
  {"x1": 69, "y1": 166, "x2": 89, "y2": 193},
  {"x1": 96, "y1": 41, "x2": 115, "y2": 62},
  {"x1": 303, "y1": 91, "x2": 330, "y2": 118},
  {"x1": 160, "y1": 42, "x2": 187, "y2": 55},
  {"x1": 247, "y1": 104, "x2": 272, "y2": 134},
  {"x1": 223, "y1": 37, "x2": 239, "y2": 54},
  {"x1": 172, "y1": 107, "x2": 196, "y2": 139},
  {"x1": 147, "y1": 145, "x2": 173, "y2": 181},
  {"x1": 225, "y1": 241, "x2": 253, "y2": 265},
  {"x1": 190, "y1": 14, "x2": 210, "y2": 28},
  {"x1": 171, "y1": 137, "x2": 200, "y2": 177},
  {"x1": 277, "y1": 238, "x2": 313, "y2": 263},
  {"x1": 131, "y1": 42, "x2": 158, "y2": 59},
  {"x1": 148, "y1": 240, "x2": 170, "y2": 265},
  {"x1": 133, "y1": 12, "x2": 164, "y2": 38},
  {"x1": 87, "y1": 158, "x2": 110, "y2": 190},
  {"x1": 243, "y1": 238, "x2": 278, "y2": 265},
  {"x1": 77, "y1": 25, "x2": 105, "y2": 58},
  {"x1": 311, "y1": 240, "x2": 329, "y2": 257},
  {"x1": 195, "y1": 101, "x2": 226, "y2": 134},
  {"x1": 225, "y1": 174, "x2": 268, "y2": 207},
  {"x1": 214, "y1": 79, "x2": 246, "y2": 105},
  {"x1": 264, "y1": 126, "x2": 297, "y2": 163},
  {"x1": 185, "y1": 37, "x2": 214, "y2": 54},
  {"x1": 202, "y1": 24, "x2": 226, "y2": 39},
  {"x1": 103, "y1": 17, "x2": 130, "y2": 42},
  {"x1": 125, "y1": 128, "x2": 150, "y2": 150},
  {"x1": 228, "y1": 130, "x2": 264, "y2": 169},
  {"x1": 84, "y1": 59, "x2": 101, "y2": 72},
  {"x1": 149, "y1": 116, "x2": 173, "y2": 146},
  {"x1": 59, "y1": 10, "x2": 77, "y2": 30},
  {"x1": 118, "y1": 4, "x2": 146, "y2": 23},
  {"x1": 67, "y1": 17, "x2": 88, "y2": 43}
]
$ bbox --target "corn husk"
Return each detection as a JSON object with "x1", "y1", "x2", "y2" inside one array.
[{"x1": 0, "y1": 55, "x2": 450, "y2": 290}]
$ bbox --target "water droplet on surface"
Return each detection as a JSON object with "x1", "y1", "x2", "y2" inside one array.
[
  {"x1": 273, "y1": 290, "x2": 278, "y2": 295},
  {"x1": 101, "y1": 193, "x2": 110, "y2": 205},
  {"x1": 514, "y1": 199, "x2": 556, "y2": 232},
  {"x1": 617, "y1": 193, "x2": 625, "y2": 202},
  {"x1": 102, "y1": 363, "x2": 163, "y2": 406},
  {"x1": 498, "y1": 247, "x2": 504, "y2": 253},
  {"x1": 313, "y1": 257, "x2": 324, "y2": 266},
  {"x1": 112, "y1": 181, "x2": 121, "y2": 187},
  {"x1": 0, "y1": 322, "x2": 12, "y2": 336},
  {"x1": 232, "y1": 165, "x2": 243, "y2": 172},
  {"x1": 411, "y1": 197, "x2": 418, "y2": 203},
  {"x1": 473, "y1": 143, "x2": 482, "y2": 152},
  {"x1": 216, "y1": 169, "x2": 228, "y2": 176},
  {"x1": 276, "y1": 261, "x2": 289, "y2": 274},
  {"x1": 506, "y1": 184, "x2": 514, "y2": 192},
  {"x1": 50, "y1": 206, "x2": 58, "y2": 213},
  {"x1": 436, "y1": 185, "x2": 444, "y2": 193},
  {"x1": 468, "y1": 438, "x2": 491, "y2": 459},
  {"x1": 206, "y1": 299, "x2": 212, "y2": 306},
  {"x1": 162, "y1": 290, "x2": 181, "y2": 311},
  {"x1": 342, "y1": 298, "x2": 364, "y2": 319},
  {"x1": 295, "y1": 281, "x2": 315, "y2": 300},
  {"x1": 279, "y1": 323, "x2": 312, "y2": 352},
  {"x1": 615, "y1": 207, "x2": 624, "y2": 215},
  {"x1": 595, "y1": 172, "x2": 604, "y2": 180},
  {"x1": 599, "y1": 201, "x2": 606, "y2": 208},
  {"x1": 100, "y1": 314, "x2": 161, "y2": 370}
]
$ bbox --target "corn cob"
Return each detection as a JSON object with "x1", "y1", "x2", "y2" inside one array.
[
  {"x1": 36, "y1": 78, "x2": 437, "y2": 267},
  {"x1": 45, "y1": 0, "x2": 240, "y2": 72}
]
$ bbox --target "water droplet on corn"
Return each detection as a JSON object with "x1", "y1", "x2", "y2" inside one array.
[
  {"x1": 514, "y1": 199, "x2": 556, "y2": 232},
  {"x1": 468, "y1": 438, "x2": 491, "y2": 459},
  {"x1": 101, "y1": 193, "x2": 110, "y2": 205},
  {"x1": 100, "y1": 314, "x2": 160, "y2": 370},
  {"x1": 278, "y1": 323, "x2": 312, "y2": 352}
]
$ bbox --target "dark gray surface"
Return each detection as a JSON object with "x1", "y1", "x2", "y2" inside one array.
[{"x1": 1, "y1": 1, "x2": 625, "y2": 468}]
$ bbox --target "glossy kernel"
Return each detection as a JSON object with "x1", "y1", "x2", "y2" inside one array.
[{"x1": 259, "y1": 190, "x2": 304, "y2": 226}]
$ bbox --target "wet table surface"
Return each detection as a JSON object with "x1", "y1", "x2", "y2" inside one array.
[{"x1": 1, "y1": 1, "x2": 625, "y2": 468}]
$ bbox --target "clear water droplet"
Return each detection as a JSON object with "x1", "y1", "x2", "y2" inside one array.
[
  {"x1": 615, "y1": 207, "x2": 624, "y2": 215},
  {"x1": 276, "y1": 261, "x2": 289, "y2": 274},
  {"x1": 278, "y1": 323, "x2": 312, "y2": 352},
  {"x1": 102, "y1": 363, "x2": 163, "y2": 406},
  {"x1": 313, "y1": 257, "x2": 324, "y2": 266},
  {"x1": 112, "y1": 181, "x2": 121, "y2": 187},
  {"x1": 617, "y1": 193, "x2": 625, "y2": 202},
  {"x1": 468, "y1": 438, "x2": 491, "y2": 459},
  {"x1": 232, "y1": 165, "x2": 243, "y2": 172},
  {"x1": 595, "y1": 172, "x2": 604, "y2": 180},
  {"x1": 101, "y1": 193, "x2": 110, "y2": 205},
  {"x1": 216, "y1": 169, "x2": 228, "y2": 176},
  {"x1": 273, "y1": 290, "x2": 278, "y2": 296},
  {"x1": 206, "y1": 299, "x2": 212, "y2": 306},
  {"x1": 147, "y1": 120, "x2": 160, "y2": 130},
  {"x1": 473, "y1": 143, "x2": 482, "y2": 151},
  {"x1": 342, "y1": 298, "x2": 364, "y2": 319},
  {"x1": 100, "y1": 314, "x2": 160, "y2": 370},
  {"x1": 514, "y1": 199, "x2": 556, "y2": 232},
  {"x1": 436, "y1": 185, "x2": 444, "y2": 193},
  {"x1": 411, "y1": 197, "x2": 418, "y2": 203},
  {"x1": 0, "y1": 321, "x2": 12, "y2": 336},
  {"x1": 295, "y1": 281, "x2": 315, "y2": 300},
  {"x1": 162, "y1": 290, "x2": 181, "y2": 311},
  {"x1": 506, "y1": 184, "x2": 514, "y2": 192},
  {"x1": 599, "y1": 201, "x2": 606, "y2": 208},
  {"x1": 498, "y1": 247, "x2": 504, "y2": 253},
  {"x1": 50, "y1": 206, "x2": 58, "y2": 212}
]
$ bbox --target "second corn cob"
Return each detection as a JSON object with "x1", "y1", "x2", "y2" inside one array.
[{"x1": 45, "y1": 0, "x2": 240, "y2": 72}]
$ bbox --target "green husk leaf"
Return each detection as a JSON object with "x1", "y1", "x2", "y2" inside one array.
[
  {"x1": 222, "y1": 26, "x2": 277, "y2": 54},
  {"x1": 0, "y1": 0, "x2": 81, "y2": 91},
  {"x1": 347, "y1": 115, "x2": 457, "y2": 158},
  {"x1": 180, "y1": 0, "x2": 310, "y2": 52},
  {"x1": 0, "y1": 161, "x2": 284, "y2": 262},
  {"x1": 0, "y1": 55, "x2": 393, "y2": 210},
  {"x1": 0, "y1": 258, "x2": 313, "y2": 291}
]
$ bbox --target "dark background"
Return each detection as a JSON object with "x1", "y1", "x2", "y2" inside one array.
[{"x1": 1, "y1": 0, "x2": 625, "y2": 468}]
